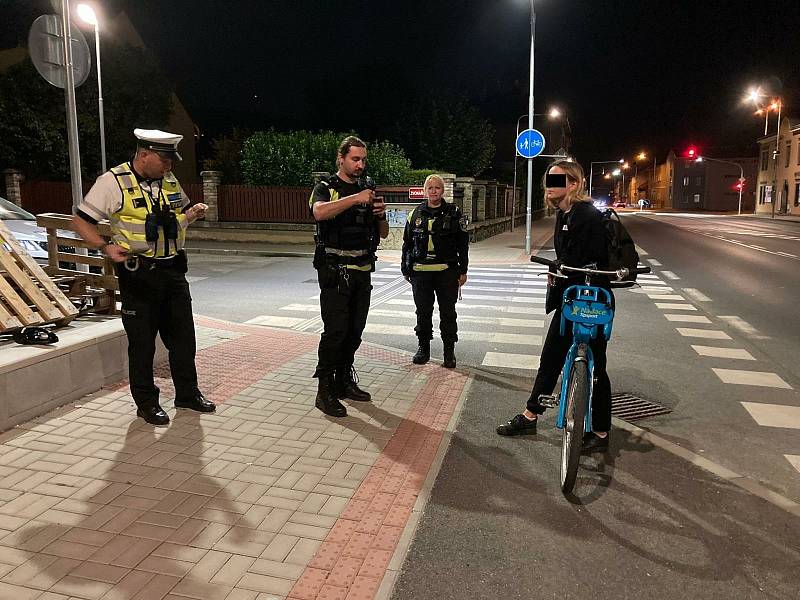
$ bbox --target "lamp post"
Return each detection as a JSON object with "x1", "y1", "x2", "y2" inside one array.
[
  {"x1": 511, "y1": 108, "x2": 563, "y2": 231},
  {"x1": 696, "y1": 156, "x2": 745, "y2": 215},
  {"x1": 745, "y1": 88, "x2": 783, "y2": 218},
  {"x1": 524, "y1": 0, "x2": 536, "y2": 255},
  {"x1": 77, "y1": 3, "x2": 106, "y2": 173},
  {"x1": 589, "y1": 159, "x2": 624, "y2": 199}
]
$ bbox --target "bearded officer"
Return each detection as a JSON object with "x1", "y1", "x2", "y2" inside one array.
[{"x1": 72, "y1": 129, "x2": 214, "y2": 425}]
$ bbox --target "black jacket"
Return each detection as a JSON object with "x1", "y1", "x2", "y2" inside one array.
[
  {"x1": 546, "y1": 201, "x2": 612, "y2": 313},
  {"x1": 401, "y1": 201, "x2": 469, "y2": 276}
]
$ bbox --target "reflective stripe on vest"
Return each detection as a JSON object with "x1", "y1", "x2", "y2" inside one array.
[{"x1": 109, "y1": 163, "x2": 188, "y2": 257}]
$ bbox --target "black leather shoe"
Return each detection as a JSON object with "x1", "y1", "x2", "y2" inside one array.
[
  {"x1": 336, "y1": 367, "x2": 371, "y2": 402},
  {"x1": 496, "y1": 414, "x2": 537, "y2": 436},
  {"x1": 316, "y1": 375, "x2": 347, "y2": 417},
  {"x1": 175, "y1": 393, "x2": 216, "y2": 413},
  {"x1": 581, "y1": 432, "x2": 609, "y2": 453},
  {"x1": 412, "y1": 342, "x2": 430, "y2": 365},
  {"x1": 137, "y1": 405, "x2": 170, "y2": 426},
  {"x1": 443, "y1": 343, "x2": 456, "y2": 369}
]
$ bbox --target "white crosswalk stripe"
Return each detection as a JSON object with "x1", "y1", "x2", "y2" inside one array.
[
  {"x1": 483, "y1": 352, "x2": 540, "y2": 370},
  {"x1": 713, "y1": 369, "x2": 792, "y2": 389},
  {"x1": 364, "y1": 323, "x2": 542, "y2": 345},
  {"x1": 690, "y1": 345, "x2": 755, "y2": 360},
  {"x1": 741, "y1": 403, "x2": 800, "y2": 428},
  {"x1": 663, "y1": 314, "x2": 711, "y2": 323}
]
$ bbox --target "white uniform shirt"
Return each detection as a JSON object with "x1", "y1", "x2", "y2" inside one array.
[{"x1": 77, "y1": 169, "x2": 191, "y2": 223}]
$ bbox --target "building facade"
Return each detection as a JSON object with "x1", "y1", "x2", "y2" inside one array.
[
  {"x1": 663, "y1": 151, "x2": 757, "y2": 212},
  {"x1": 756, "y1": 117, "x2": 800, "y2": 216}
]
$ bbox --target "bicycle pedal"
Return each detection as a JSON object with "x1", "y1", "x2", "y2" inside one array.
[{"x1": 538, "y1": 394, "x2": 559, "y2": 408}]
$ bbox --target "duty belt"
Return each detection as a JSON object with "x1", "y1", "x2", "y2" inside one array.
[
  {"x1": 123, "y1": 254, "x2": 178, "y2": 272},
  {"x1": 324, "y1": 247, "x2": 368, "y2": 257}
]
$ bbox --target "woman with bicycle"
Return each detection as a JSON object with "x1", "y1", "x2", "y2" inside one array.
[{"x1": 497, "y1": 159, "x2": 612, "y2": 453}]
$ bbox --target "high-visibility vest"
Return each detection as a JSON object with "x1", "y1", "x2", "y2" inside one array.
[{"x1": 109, "y1": 163, "x2": 188, "y2": 257}]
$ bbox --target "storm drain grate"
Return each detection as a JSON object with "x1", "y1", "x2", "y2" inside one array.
[{"x1": 611, "y1": 393, "x2": 672, "y2": 422}]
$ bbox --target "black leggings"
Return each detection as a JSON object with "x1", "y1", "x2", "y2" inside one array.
[{"x1": 527, "y1": 307, "x2": 612, "y2": 432}]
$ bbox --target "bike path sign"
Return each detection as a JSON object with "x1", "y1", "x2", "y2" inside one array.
[{"x1": 516, "y1": 128, "x2": 546, "y2": 158}]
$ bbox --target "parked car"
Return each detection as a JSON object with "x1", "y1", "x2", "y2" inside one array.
[
  {"x1": 612, "y1": 201, "x2": 626, "y2": 208},
  {"x1": 0, "y1": 196, "x2": 78, "y2": 267}
]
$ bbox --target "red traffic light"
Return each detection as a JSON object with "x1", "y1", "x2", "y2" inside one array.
[{"x1": 686, "y1": 146, "x2": 697, "y2": 159}]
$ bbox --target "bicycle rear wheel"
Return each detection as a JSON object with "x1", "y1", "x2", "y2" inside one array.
[{"x1": 560, "y1": 349, "x2": 589, "y2": 494}]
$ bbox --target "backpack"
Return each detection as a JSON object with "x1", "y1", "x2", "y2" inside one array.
[{"x1": 601, "y1": 208, "x2": 640, "y2": 287}]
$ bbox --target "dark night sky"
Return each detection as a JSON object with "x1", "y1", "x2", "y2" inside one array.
[{"x1": 4, "y1": 0, "x2": 800, "y2": 170}]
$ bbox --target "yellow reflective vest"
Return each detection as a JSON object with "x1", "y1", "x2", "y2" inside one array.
[{"x1": 109, "y1": 163, "x2": 189, "y2": 257}]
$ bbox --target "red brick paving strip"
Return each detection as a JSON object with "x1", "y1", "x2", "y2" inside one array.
[{"x1": 290, "y1": 362, "x2": 468, "y2": 600}]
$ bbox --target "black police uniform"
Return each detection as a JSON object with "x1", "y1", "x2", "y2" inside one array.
[
  {"x1": 401, "y1": 200, "x2": 469, "y2": 367},
  {"x1": 310, "y1": 174, "x2": 381, "y2": 417}
]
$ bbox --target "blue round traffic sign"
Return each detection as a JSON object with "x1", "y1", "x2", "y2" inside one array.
[{"x1": 516, "y1": 128, "x2": 546, "y2": 158}]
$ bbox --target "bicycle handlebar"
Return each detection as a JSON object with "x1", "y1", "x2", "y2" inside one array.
[{"x1": 529, "y1": 255, "x2": 652, "y2": 280}]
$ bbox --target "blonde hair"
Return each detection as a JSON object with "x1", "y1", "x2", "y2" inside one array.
[
  {"x1": 423, "y1": 174, "x2": 446, "y2": 197},
  {"x1": 542, "y1": 159, "x2": 591, "y2": 209}
]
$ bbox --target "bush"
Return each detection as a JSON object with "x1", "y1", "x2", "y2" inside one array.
[
  {"x1": 405, "y1": 169, "x2": 440, "y2": 185},
  {"x1": 240, "y1": 130, "x2": 412, "y2": 186}
]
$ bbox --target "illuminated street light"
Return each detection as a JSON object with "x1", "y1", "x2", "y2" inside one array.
[
  {"x1": 696, "y1": 155, "x2": 746, "y2": 215},
  {"x1": 77, "y1": 3, "x2": 106, "y2": 172}
]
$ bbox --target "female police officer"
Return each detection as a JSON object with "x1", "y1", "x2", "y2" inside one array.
[{"x1": 402, "y1": 174, "x2": 469, "y2": 368}]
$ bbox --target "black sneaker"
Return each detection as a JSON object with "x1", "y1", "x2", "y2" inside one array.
[
  {"x1": 496, "y1": 414, "x2": 537, "y2": 436},
  {"x1": 581, "y1": 432, "x2": 609, "y2": 453}
]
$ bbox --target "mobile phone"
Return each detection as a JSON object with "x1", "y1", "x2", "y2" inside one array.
[{"x1": 546, "y1": 173, "x2": 568, "y2": 188}]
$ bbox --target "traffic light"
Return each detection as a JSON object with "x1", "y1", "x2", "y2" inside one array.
[{"x1": 686, "y1": 146, "x2": 698, "y2": 159}]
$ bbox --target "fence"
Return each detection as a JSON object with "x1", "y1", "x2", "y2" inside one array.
[{"x1": 218, "y1": 186, "x2": 314, "y2": 223}]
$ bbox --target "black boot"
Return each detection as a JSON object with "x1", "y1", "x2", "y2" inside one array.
[
  {"x1": 336, "y1": 367, "x2": 371, "y2": 402},
  {"x1": 315, "y1": 375, "x2": 347, "y2": 417},
  {"x1": 412, "y1": 340, "x2": 430, "y2": 365},
  {"x1": 443, "y1": 342, "x2": 456, "y2": 369}
]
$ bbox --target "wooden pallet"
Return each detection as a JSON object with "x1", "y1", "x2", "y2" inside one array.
[{"x1": 0, "y1": 221, "x2": 80, "y2": 332}]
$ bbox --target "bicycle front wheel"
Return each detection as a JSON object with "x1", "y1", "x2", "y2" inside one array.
[{"x1": 560, "y1": 351, "x2": 589, "y2": 494}]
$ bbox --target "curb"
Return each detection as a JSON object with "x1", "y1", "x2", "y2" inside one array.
[{"x1": 186, "y1": 247, "x2": 314, "y2": 258}]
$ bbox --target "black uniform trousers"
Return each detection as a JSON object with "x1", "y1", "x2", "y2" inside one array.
[
  {"x1": 410, "y1": 268, "x2": 459, "y2": 343},
  {"x1": 116, "y1": 260, "x2": 199, "y2": 409},
  {"x1": 314, "y1": 266, "x2": 372, "y2": 378},
  {"x1": 527, "y1": 306, "x2": 612, "y2": 432}
]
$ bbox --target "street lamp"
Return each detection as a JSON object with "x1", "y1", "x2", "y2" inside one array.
[
  {"x1": 745, "y1": 86, "x2": 783, "y2": 217},
  {"x1": 77, "y1": 3, "x2": 106, "y2": 173},
  {"x1": 589, "y1": 158, "x2": 624, "y2": 199},
  {"x1": 696, "y1": 156, "x2": 745, "y2": 215}
]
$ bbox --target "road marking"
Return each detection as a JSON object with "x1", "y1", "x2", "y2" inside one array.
[
  {"x1": 664, "y1": 314, "x2": 711, "y2": 323},
  {"x1": 467, "y1": 278, "x2": 546, "y2": 287},
  {"x1": 655, "y1": 302, "x2": 697, "y2": 310},
  {"x1": 741, "y1": 402, "x2": 800, "y2": 426},
  {"x1": 661, "y1": 270, "x2": 680, "y2": 280},
  {"x1": 482, "y1": 352, "x2": 539, "y2": 370},
  {"x1": 400, "y1": 291, "x2": 545, "y2": 304},
  {"x1": 775, "y1": 251, "x2": 798, "y2": 258},
  {"x1": 690, "y1": 345, "x2": 756, "y2": 360},
  {"x1": 367, "y1": 308, "x2": 543, "y2": 328},
  {"x1": 682, "y1": 288, "x2": 712, "y2": 302},
  {"x1": 676, "y1": 328, "x2": 731, "y2": 339},
  {"x1": 385, "y1": 298, "x2": 538, "y2": 314},
  {"x1": 718, "y1": 315, "x2": 768, "y2": 339},
  {"x1": 691, "y1": 231, "x2": 800, "y2": 261},
  {"x1": 647, "y1": 258, "x2": 662, "y2": 266},
  {"x1": 785, "y1": 455, "x2": 800, "y2": 473},
  {"x1": 186, "y1": 276, "x2": 209, "y2": 283},
  {"x1": 714, "y1": 369, "x2": 792, "y2": 389},
  {"x1": 463, "y1": 285, "x2": 546, "y2": 295},
  {"x1": 635, "y1": 245, "x2": 649, "y2": 256},
  {"x1": 245, "y1": 315, "x2": 308, "y2": 327},
  {"x1": 647, "y1": 294, "x2": 686, "y2": 301},
  {"x1": 364, "y1": 323, "x2": 542, "y2": 345}
]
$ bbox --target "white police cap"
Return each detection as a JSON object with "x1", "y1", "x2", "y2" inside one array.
[{"x1": 134, "y1": 128, "x2": 183, "y2": 161}]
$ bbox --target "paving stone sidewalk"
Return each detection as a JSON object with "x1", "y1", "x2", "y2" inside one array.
[{"x1": 0, "y1": 316, "x2": 469, "y2": 600}]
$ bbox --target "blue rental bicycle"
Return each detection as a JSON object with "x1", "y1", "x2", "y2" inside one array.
[{"x1": 530, "y1": 256, "x2": 651, "y2": 494}]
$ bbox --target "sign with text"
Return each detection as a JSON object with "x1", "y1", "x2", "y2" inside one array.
[{"x1": 408, "y1": 187, "x2": 425, "y2": 200}]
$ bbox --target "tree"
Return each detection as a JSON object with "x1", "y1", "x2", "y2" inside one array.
[
  {"x1": 0, "y1": 43, "x2": 172, "y2": 180},
  {"x1": 392, "y1": 95, "x2": 495, "y2": 177},
  {"x1": 240, "y1": 130, "x2": 412, "y2": 186},
  {"x1": 202, "y1": 128, "x2": 251, "y2": 184}
]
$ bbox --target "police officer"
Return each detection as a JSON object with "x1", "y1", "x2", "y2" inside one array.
[
  {"x1": 72, "y1": 129, "x2": 214, "y2": 426},
  {"x1": 310, "y1": 136, "x2": 389, "y2": 417},
  {"x1": 401, "y1": 174, "x2": 469, "y2": 368}
]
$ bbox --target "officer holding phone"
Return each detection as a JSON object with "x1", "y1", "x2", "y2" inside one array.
[
  {"x1": 309, "y1": 136, "x2": 389, "y2": 417},
  {"x1": 72, "y1": 129, "x2": 214, "y2": 426}
]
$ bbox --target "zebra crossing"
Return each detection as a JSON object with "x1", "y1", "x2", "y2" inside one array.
[
  {"x1": 245, "y1": 263, "x2": 551, "y2": 372},
  {"x1": 633, "y1": 269, "x2": 800, "y2": 475}
]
